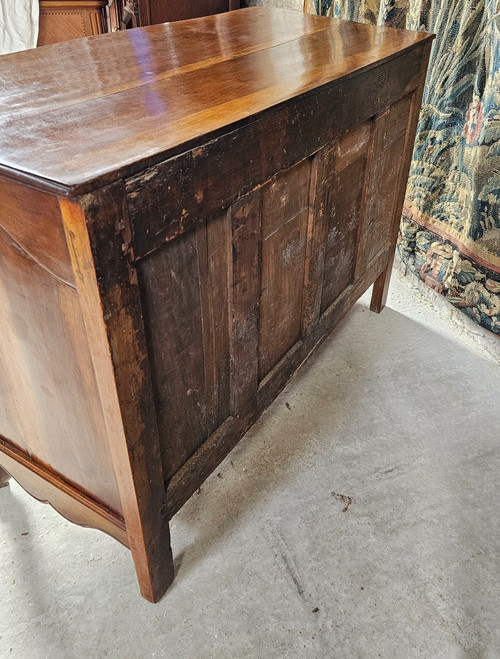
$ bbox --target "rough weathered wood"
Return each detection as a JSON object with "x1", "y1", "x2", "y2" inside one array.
[
  {"x1": 61, "y1": 188, "x2": 174, "y2": 603},
  {"x1": 322, "y1": 136, "x2": 370, "y2": 312},
  {"x1": 199, "y1": 214, "x2": 232, "y2": 435},
  {"x1": 165, "y1": 404, "x2": 256, "y2": 519},
  {"x1": 137, "y1": 213, "x2": 232, "y2": 480},
  {"x1": 371, "y1": 43, "x2": 432, "y2": 312},
  {"x1": 166, "y1": 241, "x2": 393, "y2": 517},
  {"x1": 301, "y1": 146, "x2": 336, "y2": 336},
  {"x1": 138, "y1": 230, "x2": 207, "y2": 479},
  {"x1": 259, "y1": 160, "x2": 310, "y2": 378},
  {"x1": 229, "y1": 192, "x2": 261, "y2": 415},
  {"x1": 125, "y1": 43, "x2": 427, "y2": 259},
  {"x1": 357, "y1": 94, "x2": 413, "y2": 278}
]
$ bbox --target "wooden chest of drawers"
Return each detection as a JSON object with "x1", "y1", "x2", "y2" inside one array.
[
  {"x1": 0, "y1": 8, "x2": 433, "y2": 601},
  {"x1": 37, "y1": 1, "x2": 108, "y2": 45}
]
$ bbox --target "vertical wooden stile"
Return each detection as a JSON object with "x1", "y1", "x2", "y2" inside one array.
[
  {"x1": 60, "y1": 186, "x2": 174, "y2": 603},
  {"x1": 302, "y1": 146, "x2": 336, "y2": 336}
]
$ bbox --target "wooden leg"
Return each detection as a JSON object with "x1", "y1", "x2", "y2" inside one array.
[
  {"x1": 370, "y1": 258, "x2": 393, "y2": 313},
  {"x1": 130, "y1": 510, "x2": 175, "y2": 603},
  {"x1": 61, "y1": 194, "x2": 176, "y2": 603},
  {"x1": 0, "y1": 466, "x2": 11, "y2": 488}
]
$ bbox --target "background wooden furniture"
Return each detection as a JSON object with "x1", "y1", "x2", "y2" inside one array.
[
  {"x1": 38, "y1": 0, "x2": 108, "y2": 45},
  {"x1": 0, "y1": 8, "x2": 433, "y2": 602},
  {"x1": 37, "y1": 1, "x2": 240, "y2": 46},
  {"x1": 136, "y1": 0, "x2": 240, "y2": 25}
]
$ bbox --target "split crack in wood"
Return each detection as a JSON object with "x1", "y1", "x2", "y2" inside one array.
[{"x1": 331, "y1": 492, "x2": 354, "y2": 512}]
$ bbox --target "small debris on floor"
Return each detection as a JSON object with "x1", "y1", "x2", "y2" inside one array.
[
  {"x1": 285, "y1": 402, "x2": 291, "y2": 410},
  {"x1": 217, "y1": 472, "x2": 222, "y2": 479},
  {"x1": 331, "y1": 492, "x2": 355, "y2": 512},
  {"x1": 312, "y1": 607, "x2": 319, "y2": 613}
]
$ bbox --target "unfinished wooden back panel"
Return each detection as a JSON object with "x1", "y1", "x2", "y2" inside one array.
[{"x1": 124, "y1": 50, "x2": 428, "y2": 518}]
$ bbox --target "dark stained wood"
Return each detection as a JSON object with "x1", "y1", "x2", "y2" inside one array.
[
  {"x1": 259, "y1": 160, "x2": 310, "y2": 378},
  {"x1": 0, "y1": 8, "x2": 430, "y2": 192},
  {"x1": 229, "y1": 192, "x2": 261, "y2": 415},
  {"x1": 199, "y1": 215, "x2": 232, "y2": 435},
  {"x1": 166, "y1": 403, "x2": 256, "y2": 519},
  {"x1": 138, "y1": 0, "x2": 238, "y2": 25},
  {"x1": 167, "y1": 241, "x2": 393, "y2": 519},
  {"x1": 137, "y1": 213, "x2": 232, "y2": 480},
  {"x1": 357, "y1": 95, "x2": 413, "y2": 277},
  {"x1": 370, "y1": 73, "x2": 430, "y2": 312},
  {"x1": 321, "y1": 123, "x2": 372, "y2": 312},
  {"x1": 139, "y1": 230, "x2": 208, "y2": 479},
  {"x1": 125, "y1": 43, "x2": 427, "y2": 260},
  {"x1": 61, "y1": 190, "x2": 174, "y2": 603},
  {"x1": 301, "y1": 146, "x2": 336, "y2": 336},
  {"x1": 0, "y1": 9, "x2": 434, "y2": 602}
]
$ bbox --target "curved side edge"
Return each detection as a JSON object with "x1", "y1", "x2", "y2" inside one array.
[{"x1": 0, "y1": 438, "x2": 128, "y2": 547}]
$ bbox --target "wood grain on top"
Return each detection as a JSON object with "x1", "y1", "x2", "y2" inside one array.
[{"x1": 0, "y1": 7, "x2": 431, "y2": 191}]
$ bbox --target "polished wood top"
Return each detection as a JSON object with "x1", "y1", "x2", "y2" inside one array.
[{"x1": 0, "y1": 7, "x2": 432, "y2": 193}]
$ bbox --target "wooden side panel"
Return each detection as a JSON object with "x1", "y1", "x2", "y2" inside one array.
[
  {"x1": 0, "y1": 437, "x2": 127, "y2": 546},
  {"x1": 0, "y1": 175, "x2": 121, "y2": 515},
  {"x1": 371, "y1": 61, "x2": 431, "y2": 313},
  {"x1": 258, "y1": 160, "x2": 310, "y2": 379}
]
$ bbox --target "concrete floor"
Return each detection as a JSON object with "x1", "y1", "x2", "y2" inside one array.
[{"x1": 1, "y1": 262, "x2": 499, "y2": 658}]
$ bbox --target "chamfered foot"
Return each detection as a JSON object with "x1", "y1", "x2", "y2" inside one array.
[
  {"x1": 136, "y1": 545, "x2": 175, "y2": 603},
  {"x1": 370, "y1": 265, "x2": 392, "y2": 313}
]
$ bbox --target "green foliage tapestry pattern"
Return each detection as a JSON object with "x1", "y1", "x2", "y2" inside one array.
[{"x1": 308, "y1": 0, "x2": 500, "y2": 334}]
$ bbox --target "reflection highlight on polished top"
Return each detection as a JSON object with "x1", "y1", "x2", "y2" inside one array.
[{"x1": 0, "y1": 7, "x2": 430, "y2": 191}]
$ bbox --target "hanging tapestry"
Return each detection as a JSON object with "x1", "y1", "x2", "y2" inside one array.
[{"x1": 300, "y1": 0, "x2": 500, "y2": 334}]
